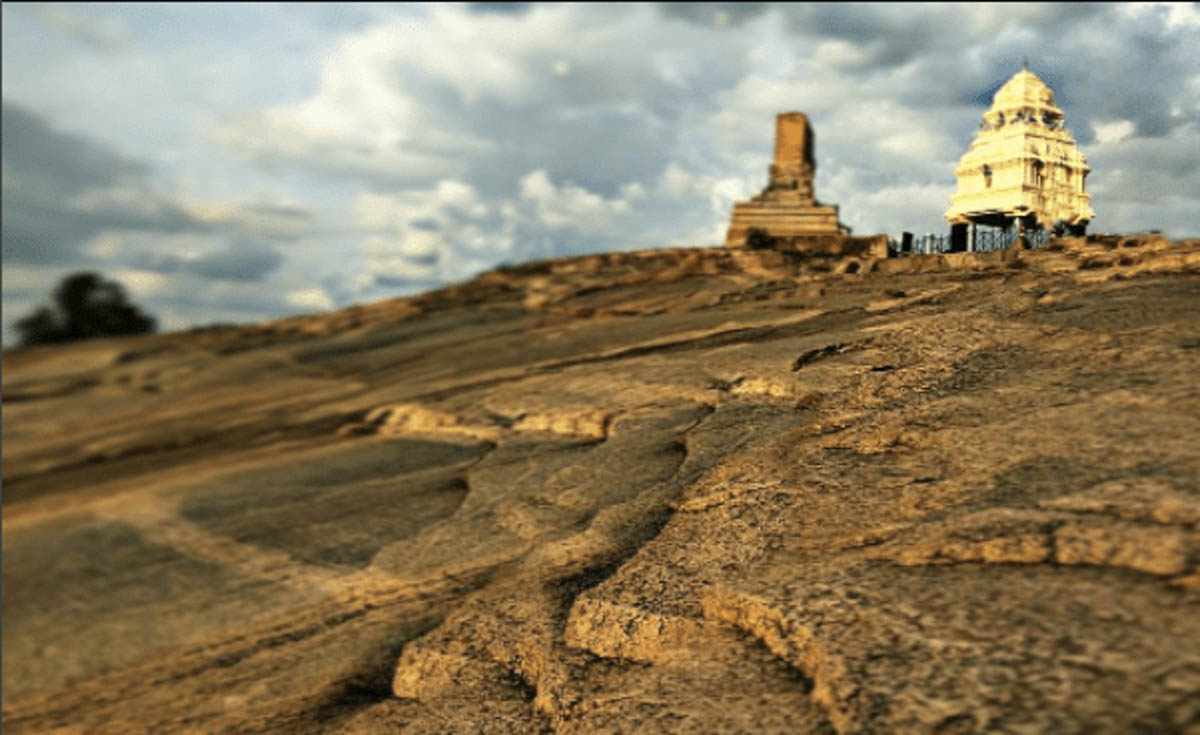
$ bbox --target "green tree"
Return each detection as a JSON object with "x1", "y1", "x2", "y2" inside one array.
[{"x1": 16, "y1": 272, "x2": 156, "y2": 346}]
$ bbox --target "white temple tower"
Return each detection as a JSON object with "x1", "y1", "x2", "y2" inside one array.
[{"x1": 946, "y1": 67, "x2": 1094, "y2": 244}]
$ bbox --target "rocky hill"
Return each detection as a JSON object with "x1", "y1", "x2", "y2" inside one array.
[{"x1": 3, "y1": 235, "x2": 1200, "y2": 733}]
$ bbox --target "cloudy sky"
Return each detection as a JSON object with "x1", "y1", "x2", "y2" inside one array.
[{"x1": 3, "y1": 3, "x2": 1198, "y2": 343}]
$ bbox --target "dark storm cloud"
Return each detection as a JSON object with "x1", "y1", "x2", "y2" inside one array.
[
  {"x1": 476, "y1": 106, "x2": 677, "y2": 198},
  {"x1": 978, "y1": 9, "x2": 1195, "y2": 145},
  {"x1": 1, "y1": 100, "x2": 310, "y2": 278},
  {"x1": 239, "y1": 99, "x2": 683, "y2": 203},
  {"x1": 656, "y1": 3, "x2": 769, "y2": 27},
  {"x1": 773, "y1": 4, "x2": 1112, "y2": 77},
  {"x1": 786, "y1": 4, "x2": 942, "y2": 70},
  {"x1": 409, "y1": 218, "x2": 439, "y2": 231},
  {"x1": 2, "y1": 101, "x2": 145, "y2": 199},
  {"x1": 466, "y1": 2, "x2": 532, "y2": 15},
  {"x1": 126, "y1": 241, "x2": 284, "y2": 282},
  {"x1": 370, "y1": 274, "x2": 441, "y2": 291},
  {"x1": 218, "y1": 3, "x2": 755, "y2": 197},
  {"x1": 2, "y1": 101, "x2": 194, "y2": 264},
  {"x1": 145, "y1": 286, "x2": 303, "y2": 320},
  {"x1": 1090, "y1": 133, "x2": 1200, "y2": 203},
  {"x1": 1, "y1": 189, "x2": 193, "y2": 265},
  {"x1": 772, "y1": 4, "x2": 1188, "y2": 146},
  {"x1": 655, "y1": 2, "x2": 1187, "y2": 154}
]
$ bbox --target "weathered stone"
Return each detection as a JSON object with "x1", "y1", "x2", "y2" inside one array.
[
  {"x1": 3, "y1": 238, "x2": 1199, "y2": 733},
  {"x1": 725, "y1": 112, "x2": 859, "y2": 251},
  {"x1": 768, "y1": 111, "x2": 816, "y2": 196}
]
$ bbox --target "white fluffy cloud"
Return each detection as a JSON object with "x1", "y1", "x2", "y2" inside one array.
[
  {"x1": 519, "y1": 170, "x2": 644, "y2": 230},
  {"x1": 353, "y1": 180, "x2": 496, "y2": 287},
  {"x1": 353, "y1": 171, "x2": 657, "y2": 290},
  {"x1": 216, "y1": 4, "x2": 674, "y2": 184},
  {"x1": 1093, "y1": 120, "x2": 1137, "y2": 145},
  {"x1": 287, "y1": 287, "x2": 335, "y2": 311}
]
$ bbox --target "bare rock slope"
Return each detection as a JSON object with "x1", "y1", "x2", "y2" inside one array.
[{"x1": 4, "y1": 236, "x2": 1200, "y2": 733}]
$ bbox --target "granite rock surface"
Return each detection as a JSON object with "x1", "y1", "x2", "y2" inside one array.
[{"x1": 4, "y1": 236, "x2": 1200, "y2": 733}]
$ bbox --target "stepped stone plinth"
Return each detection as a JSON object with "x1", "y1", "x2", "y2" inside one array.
[{"x1": 725, "y1": 112, "x2": 849, "y2": 249}]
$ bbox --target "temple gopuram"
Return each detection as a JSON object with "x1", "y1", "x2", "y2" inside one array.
[
  {"x1": 726, "y1": 113, "x2": 853, "y2": 250},
  {"x1": 946, "y1": 66, "x2": 1094, "y2": 248}
]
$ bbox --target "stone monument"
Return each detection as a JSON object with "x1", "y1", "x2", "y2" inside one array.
[
  {"x1": 725, "y1": 112, "x2": 849, "y2": 249},
  {"x1": 946, "y1": 66, "x2": 1094, "y2": 247}
]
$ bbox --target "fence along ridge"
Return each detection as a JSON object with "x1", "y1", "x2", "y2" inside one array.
[{"x1": 888, "y1": 225, "x2": 1049, "y2": 256}]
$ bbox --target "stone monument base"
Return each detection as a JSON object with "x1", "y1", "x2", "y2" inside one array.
[
  {"x1": 731, "y1": 230, "x2": 888, "y2": 261},
  {"x1": 724, "y1": 111, "x2": 855, "y2": 252},
  {"x1": 724, "y1": 200, "x2": 849, "y2": 248}
]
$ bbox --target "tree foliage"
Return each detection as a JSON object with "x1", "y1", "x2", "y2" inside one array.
[{"x1": 15, "y1": 272, "x2": 156, "y2": 346}]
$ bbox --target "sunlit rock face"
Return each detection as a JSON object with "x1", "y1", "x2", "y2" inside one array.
[
  {"x1": 3, "y1": 237, "x2": 1199, "y2": 733},
  {"x1": 946, "y1": 68, "x2": 1095, "y2": 231}
]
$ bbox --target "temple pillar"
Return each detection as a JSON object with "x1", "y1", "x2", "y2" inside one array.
[
  {"x1": 767, "y1": 112, "x2": 816, "y2": 199},
  {"x1": 950, "y1": 223, "x2": 968, "y2": 252}
]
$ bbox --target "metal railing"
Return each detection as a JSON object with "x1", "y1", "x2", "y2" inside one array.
[
  {"x1": 888, "y1": 226, "x2": 1049, "y2": 257},
  {"x1": 973, "y1": 227, "x2": 1018, "y2": 251}
]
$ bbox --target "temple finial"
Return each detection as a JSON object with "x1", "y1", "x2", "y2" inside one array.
[{"x1": 1021, "y1": 56, "x2": 1029, "y2": 71}]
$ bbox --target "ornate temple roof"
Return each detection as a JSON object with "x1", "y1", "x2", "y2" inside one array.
[
  {"x1": 986, "y1": 69, "x2": 1064, "y2": 122},
  {"x1": 946, "y1": 67, "x2": 1094, "y2": 229}
]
